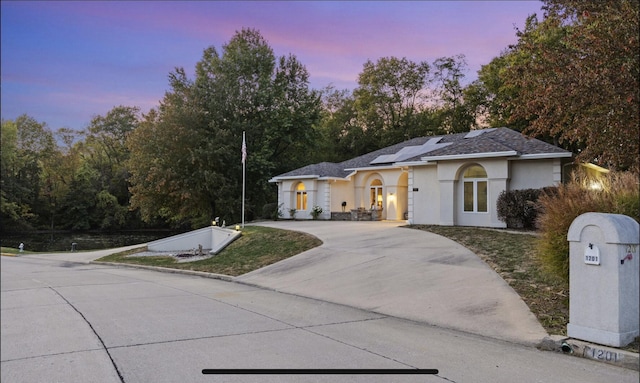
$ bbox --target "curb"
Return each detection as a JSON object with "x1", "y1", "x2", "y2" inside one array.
[
  {"x1": 90, "y1": 261, "x2": 234, "y2": 282},
  {"x1": 538, "y1": 335, "x2": 639, "y2": 371}
]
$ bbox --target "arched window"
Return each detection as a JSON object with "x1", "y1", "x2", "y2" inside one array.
[
  {"x1": 370, "y1": 179, "x2": 383, "y2": 210},
  {"x1": 296, "y1": 183, "x2": 307, "y2": 210},
  {"x1": 463, "y1": 165, "x2": 487, "y2": 213}
]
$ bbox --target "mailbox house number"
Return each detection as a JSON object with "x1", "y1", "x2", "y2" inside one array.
[{"x1": 584, "y1": 244, "x2": 600, "y2": 265}]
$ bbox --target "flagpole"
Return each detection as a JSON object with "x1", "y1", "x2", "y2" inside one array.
[{"x1": 241, "y1": 131, "x2": 246, "y2": 228}]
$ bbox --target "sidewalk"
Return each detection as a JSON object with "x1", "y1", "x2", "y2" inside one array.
[{"x1": 18, "y1": 244, "x2": 145, "y2": 264}]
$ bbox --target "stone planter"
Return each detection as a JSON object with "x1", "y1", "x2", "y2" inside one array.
[{"x1": 350, "y1": 208, "x2": 382, "y2": 221}]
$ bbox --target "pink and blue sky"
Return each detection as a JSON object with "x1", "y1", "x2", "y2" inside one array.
[{"x1": 1, "y1": 1, "x2": 543, "y2": 131}]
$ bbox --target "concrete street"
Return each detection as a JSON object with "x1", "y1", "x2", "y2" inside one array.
[{"x1": 2, "y1": 247, "x2": 637, "y2": 382}]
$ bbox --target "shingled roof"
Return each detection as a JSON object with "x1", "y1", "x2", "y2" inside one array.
[{"x1": 270, "y1": 128, "x2": 572, "y2": 181}]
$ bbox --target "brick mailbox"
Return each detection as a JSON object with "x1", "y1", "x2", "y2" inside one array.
[{"x1": 567, "y1": 212, "x2": 639, "y2": 347}]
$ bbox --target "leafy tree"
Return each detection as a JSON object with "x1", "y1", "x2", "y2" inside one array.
[
  {"x1": 353, "y1": 57, "x2": 432, "y2": 147},
  {"x1": 36, "y1": 128, "x2": 86, "y2": 231},
  {"x1": 54, "y1": 106, "x2": 141, "y2": 230},
  {"x1": 127, "y1": 74, "x2": 205, "y2": 226},
  {"x1": 128, "y1": 29, "x2": 321, "y2": 226},
  {"x1": 315, "y1": 86, "x2": 365, "y2": 162},
  {"x1": 1, "y1": 119, "x2": 24, "y2": 231},
  {"x1": 463, "y1": 52, "x2": 530, "y2": 131},
  {"x1": 318, "y1": 56, "x2": 454, "y2": 159},
  {"x1": 505, "y1": 0, "x2": 639, "y2": 170},
  {"x1": 85, "y1": 106, "x2": 139, "y2": 205},
  {"x1": 431, "y1": 55, "x2": 474, "y2": 133},
  {"x1": 0, "y1": 115, "x2": 56, "y2": 230},
  {"x1": 56, "y1": 161, "x2": 101, "y2": 230}
]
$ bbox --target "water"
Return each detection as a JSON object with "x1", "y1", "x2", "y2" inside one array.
[{"x1": 0, "y1": 231, "x2": 182, "y2": 252}]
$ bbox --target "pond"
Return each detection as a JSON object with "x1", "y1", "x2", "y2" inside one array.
[{"x1": 0, "y1": 231, "x2": 183, "y2": 252}]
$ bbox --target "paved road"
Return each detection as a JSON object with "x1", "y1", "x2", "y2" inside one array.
[{"x1": 2, "y1": 255, "x2": 637, "y2": 383}]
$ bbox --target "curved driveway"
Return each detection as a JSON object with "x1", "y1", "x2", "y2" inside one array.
[{"x1": 238, "y1": 221, "x2": 548, "y2": 345}]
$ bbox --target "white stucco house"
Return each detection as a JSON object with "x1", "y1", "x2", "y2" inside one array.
[{"x1": 269, "y1": 128, "x2": 573, "y2": 228}]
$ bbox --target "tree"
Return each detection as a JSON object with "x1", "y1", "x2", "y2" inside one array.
[
  {"x1": 431, "y1": 55, "x2": 474, "y2": 133},
  {"x1": 463, "y1": 52, "x2": 530, "y2": 131},
  {"x1": 55, "y1": 106, "x2": 141, "y2": 230},
  {"x1": 316, "y1": 56, "x2": 473, "y2": 158},
  {"x1": 1, "y1": 119, "x2": 23, "y2": 231},
  {"x1": 128, "y1": 72, "x2": 206, "y2": 225},
  {"x1": 56, "y1": 161, "x2": 101, "y2": 230},
  {"x1": 35, "y1": 128, "x2": 87, "y2": 231},
  {"x1": 505, "y1": 0, "x2": 639, "y2": 170},
  {"x1": 85, "y1": 106, "x2": 139, "y2": 204},
  {"x1": 315, "y1": 86, "x2": 362, "y2": 162},
  {"x1": 0, "y1": 115, "x2": 56, "y2": 230},
  {"x1": 128, "y1": 29, "x2": 322, "y2": 226},
  {"x1": 352, "y1": 57, "x2": 432, "y2": 148}
]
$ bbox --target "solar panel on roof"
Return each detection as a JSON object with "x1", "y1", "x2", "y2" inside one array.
[
  {"x1": 464, "y1": 128, "x2": 496, "y2": 139},
  {"x1": 370, "y1": 138, "x2": 451, "y2": 165}
]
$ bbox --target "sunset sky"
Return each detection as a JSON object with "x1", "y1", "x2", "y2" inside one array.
[{"x1": 1, "y1": 1, "x2": 543, "y2": 131}]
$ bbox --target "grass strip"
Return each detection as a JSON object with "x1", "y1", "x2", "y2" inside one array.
[{"x1": 95, "y1": 225, "x2": 322, "y2": 277}]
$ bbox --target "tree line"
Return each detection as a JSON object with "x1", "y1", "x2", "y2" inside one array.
[{"x1": 2, "y1": 0, "x2": 637, "y2": 232}]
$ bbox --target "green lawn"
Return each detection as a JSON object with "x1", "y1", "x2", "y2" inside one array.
[
  {"x1": 1, "y1": 247, "x2": 32, "y2": 256},
  {"x1": 95, "y1": 225, "x2": 322, "y2": 276}
]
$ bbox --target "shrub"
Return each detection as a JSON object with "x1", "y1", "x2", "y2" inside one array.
[
  {"x1": 261, "y1": 203, "x2": 281, "y2": 220},
  {"x1": 496, "y1": 188, "x2": 543, "y2": 229},
  {"x1": 311, "y1": 206, "x2": 323, "y2": 220},
  {"x1": 537, "y1": 170, "x2": 639, "y2": 282}
]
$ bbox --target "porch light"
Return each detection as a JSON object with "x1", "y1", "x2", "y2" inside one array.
[{"x1": 235, "y1": 225, "x2": 240, "y2": 231}]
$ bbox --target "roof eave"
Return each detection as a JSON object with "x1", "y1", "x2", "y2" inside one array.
[
  {"x1": 269, "y1": 175, "x2": 320, "y2": 183},
  {"x1": 420, "y1": 150, "x2": 518, "y2": 162},
  {"x1": 394, "y1": 160, "x2": 434, "y2": 167},
  {"x1": 269, "y1": 175, "x2": 350, "y2": 183},
  {"x1": 517, "y1": 152, "x2": 573, "y2": 160},
  {"x1": 318, "y1": 176, "x2": 349, "y2": 181},
  {"x1": 343, "y1": 164, "x2": 404, "y2": 172}
]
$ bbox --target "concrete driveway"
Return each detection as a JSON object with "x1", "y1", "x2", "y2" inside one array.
[{"x1": 237, "y1": 220, "x2": 548, "y2": 346}]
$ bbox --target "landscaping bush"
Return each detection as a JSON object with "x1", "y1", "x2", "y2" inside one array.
[
  {"x1": 261, "y1": 202, "x2": 280, "y2": 220},
  {"x1": 537, "y1": 170, "x2": 639, "y2": 282},
  {"x1": 311, "y1": 205, "x2": 323, "y2": 220},
  {"x1": 496, "y1": 188, "x2": 543, "y2": 229}
]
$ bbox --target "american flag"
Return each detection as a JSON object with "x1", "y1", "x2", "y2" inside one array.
[{"x1": 241, "y1": 132, "x2": 247, "y2": 164}]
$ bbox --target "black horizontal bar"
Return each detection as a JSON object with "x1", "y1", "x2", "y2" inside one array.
[{"x1": 202, "y1": 369, "x2": 439, "y2": 375}]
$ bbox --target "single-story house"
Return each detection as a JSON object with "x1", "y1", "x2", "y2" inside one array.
[{"x1": 269, "y1": 128, "x2": 573, "y2": 228}]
